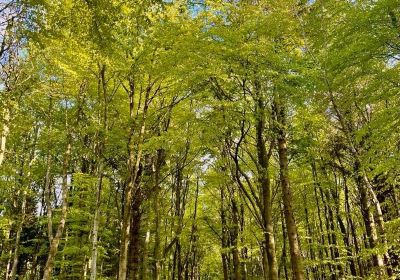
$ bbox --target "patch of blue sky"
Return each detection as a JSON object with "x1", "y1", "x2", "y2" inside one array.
[
  {"x1": 59, "y1": 99, "x2": 75, "y2": 109},
  {"x1": 386, "y1": 55, "x2": 399, "y2": 69},
  {"x1": 188, "y1": 0, "x2": 206, "y2": 18}
]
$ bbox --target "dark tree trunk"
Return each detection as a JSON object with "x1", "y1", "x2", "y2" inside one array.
[{"x1": 127, "y1": 202, "x2": 142, "y2": 280}]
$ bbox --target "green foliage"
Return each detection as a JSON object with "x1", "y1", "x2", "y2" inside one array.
[{"x1": 0, "y1": 0, "x2": 399, "y2": 279}]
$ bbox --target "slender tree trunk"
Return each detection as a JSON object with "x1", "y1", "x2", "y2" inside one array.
[
  {"x1": 44, "y1": 152, "x2": 53, "y2": 243},
  {"x1": 44, "y1": 98, "x2": 54, "y2": 245},
  {"x1": 326, "y1": 193, "x2": 342, "y2": 278},
  {"x1": 311, "y1": 169, "x2": 326, "y2": 278},
  {"x1": 320, "y1": 186, "x2": 336, "y2": 278},
  {"x1": 0, "y1": 107, "x2": 10, "y2": 166},
  {"x1": 220, "y1": 186, "x2": 230, "y2": 280},
  {"x1": 2, "y1": 227, "x2": 12, "y2": 280},
  {"x1": 231, "y1": 195, "x2": 242, "y2": 280},
  {"x1": 274, "y1": 98, "x2": 304, "y2": 280},
  {"x1": 304, "y1": 205, "x2": 318, "y2": 279},
  {"x1": 279, "y1": 202, "x2": 289, "y2": 280},
  {"x1": 153, "y1": 148, "x2": 165, "y2": 280},
  {"x1": 354, "y1": 160, "x2": 385, "y2": 275},
  {"x1": 5, "y1": 251, "x2": 12, "y2": 280},
  {"x1": 9, "y1": 191, "x2": 27, "y2": 280},
  {"x1": 240, "y1": 205, "x2": 248, "y2": 280},
  {"x1": 119, "y1": 179, "x2": 133, "y2": 280},
  {"x1": 90, "y1": 63, "x2": 109, "y2": 280},
  {"x1": 8, "y1": 127, "x2": 38, "y2": 279},
  {"x1": 43, "y1": 141, "x2": 71, "y2": 280},
  {"x1": 336, "y1": 207, "x2": 357, "y2": 277},
  {"x1": 338, "y1": 160, "x2": 363, "y2": 277},
  {"x1": 172, "y1": 167, "x2": 185, "y2": 280},
  {"x1": 361, "y1": 174, "x2": 393, "y2": 276},
  {"x1": 90, "y1": 165, "x2": 103, "y2": 280},
  {"x1": 140, "y1": 227, "x2": 150, "y2": 280},
  {"x1": 184, "y1": 177, "x2": 199, "y2": 280},
  {"x1": 255, "y1": 92, "x2": 278, "y2": 280},
  {"x1": 319, "y1": 166, "x2": 342, "y2": 279},
  {"x1": 153, "y1": 166, "x2": 161, "y2": 280}
]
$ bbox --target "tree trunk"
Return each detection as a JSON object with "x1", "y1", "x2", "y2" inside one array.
[
  {"x1": 304, "y1": 205, "x2": 318, "y2": 279},
  {"x1": 354, "y1": 160, "x2": 385, "y2": 275},
  {"x1": 274, "y1": 99, "x2": 304, "y2": 280},
  {"x1": 9, "y1": 191, "x2": 27, "y2": 280},
  {"x1": 220, "y1": 186, "x2": 230, "y2": 280},
  {"x1": 172, "y1": 167, "x2": 185, "y2": 280},
  {"x1": 8, "y1": 125, "x2": 38, "y2": 279},
  {"x1": 126, "y1": 200, "x2": 142, "y2": 280},
  {"x1": 184, "y1": 177, "x2": 199, "y2": 280},
  {"x1": 90, "y1": 165, "x2": 103, "y2": 280},
  {"x1": 0, "y1": 107, "x2": 10, "y2": 166},
  {"x1": 362, "y1": 174, "x2": 393, "y2": 276},
  {"x1": 90, "y1": 62, "x2": 109, "y2": 280},
  {"x1": 230, "y1": 187, "x2": 242, "y2": 280},
  {"x1": 255, "y1": 92, "x2": 278, "y2": 280},
  {"x1": 44, "y1": 153, "x2": 53, "y2": 244},
  {"x1": 279, "y1": 202, "x2": 289, "y2": 280},
  {"x1": 153, "y1": 186, "x2": 161, "y2": 280},
  {"x1": 119, "y1": 179, "x2": 132, "y2": 280},
  {"x1": 140, "y1": 227, "x2": 150, "y2": 280},
  {"x1": 339, "y1": 162, "x2": 363, "y2": 277},
  {"x1": 153, "y1": 149, "x2": 165, "y2": 280},
  {"x1": 44, "y1": 98, "x2": 54, "y2": 244},
  {"x1": 118, "y1": 81, "x2": 149, "y2": 280},
  {"x1": 239, "y1": 205, "x2": 248, "y2": 280},
  {"x1": 43, "y1": 141, "x2": 71, "y2": 280},
  {"x1": 311, "y1": 161, "x2": 331, "y2": 277}
]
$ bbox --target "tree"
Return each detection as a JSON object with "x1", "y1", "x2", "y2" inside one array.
[{"x1": 0, "y1": 0, "x2": 399, "y2": 279}]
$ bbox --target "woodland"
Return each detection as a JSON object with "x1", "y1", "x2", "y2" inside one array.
[{"x1": 0, "y1": 0, "x2": 399, "y2": 279}]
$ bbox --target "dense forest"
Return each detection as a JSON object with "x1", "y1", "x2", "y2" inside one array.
[{"x1": 1, "y1": 0, "x2": 400, "y2": 279}]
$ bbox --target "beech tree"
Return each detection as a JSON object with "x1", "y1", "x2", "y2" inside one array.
[{"x1": 0, "y1": 0, "x2": 399, "y2": 279}]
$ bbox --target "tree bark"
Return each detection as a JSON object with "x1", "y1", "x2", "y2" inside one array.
[
  {"x1": 220, "y1": 186, "x2": 230, "y2": 280},
  {"x1": 279, "y1": 202, "x2": 289, "y2": 280},
  {"x1": 44, "y1": 98, "x2": 54, "y2": 244},
  {"x1": 254, "y1": 90, "x2": 278, "y2": 280},
  {"x1": 354, "y1": 160, "x2": 385, "y2": 272},
  {"x1": 152, "y1": 151, "x2": 162, "y2": 280},
  {"x1": 231, "y1": 194, "x2": 242, "y2": 280},
  {"x1": 43, "y1": 141, "x2": 71, "y2": 280},
  {"x1": 274, "y1": 98, "x2": 304, "y2": 280},
  {"x1": 126, "y1": 200, "x2": 142, "y2": 280},
  {"x1": 184, "y1": 177, "x2": 199, "y2": 280},
  {"x1": 90, "y1": 166, "x2": 103, "y2": 280},
  {"x1": 140, "y1": 227, "x2": 151, "y2": 280},
  {"x1": 90, "y1": 64, "x2": 108, "y2": 280},
  {"x1": 44, "y1": 153, "x2": 53, "y2": 244},
  {"x1": 0, "y1": 107, "x2": 10, "y2": 166},
  {"x1": 118, "y1": 81, "x2": 149, "y2": 280},
  {"x1": 9, "y1": 191, "x2": 26, "y2": 280}
]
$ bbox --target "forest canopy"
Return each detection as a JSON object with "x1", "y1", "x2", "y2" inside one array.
[{"x1": 0, "y1": 0, "x2": 399, "y2": 279}]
